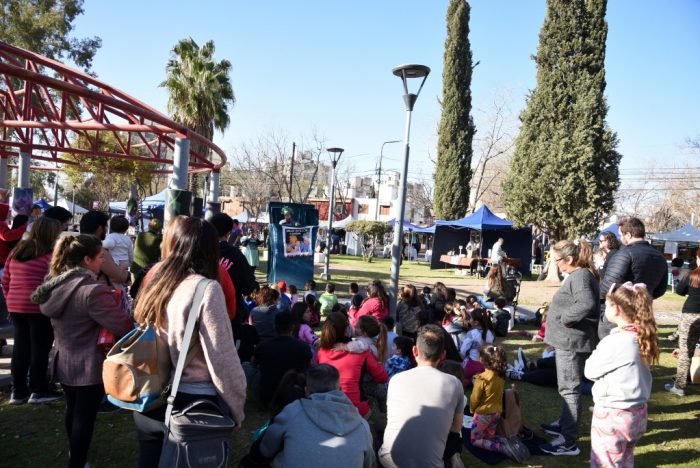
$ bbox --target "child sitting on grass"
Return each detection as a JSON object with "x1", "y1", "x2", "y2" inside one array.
[
  {"x1": 318, "y1": 283, "x2": 338, "y2": 319},
  {"x1": 470, "y1": 344, "x2": 528, "y2": 463},
  {"x1": 490, "y1": 297, "x2": 511, "y2": 337},
  {"x1": 584, "y1": 282, "x2": 659, "y2": 467},
  {"x1": 460, "y1": 309, "x2": 495, "y2": 385},
  {"x1": 385, "y1": 336, "x2": 415, "y2": 380}
]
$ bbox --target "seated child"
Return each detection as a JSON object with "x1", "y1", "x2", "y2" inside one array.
[
  {"x1": 286, "y1": 284, "x2": 299, "y2": 305},
  {"x1": 443, "y1": 301, "x2": 468, "y2": 350},
  {"x1": 303, "y1": 280, "x2": 318, "y2": 300},
  {"x1": 292, "y1": 302, "x2": 318, "y2": 352},
  {"x1": 318, "y1": 283, "x2": 339, "y2": 319},
  {"x1": 304, "y1": 294, "x2": 321, "y2": 328},
  {"x1": 490, "y1": 297, "x2": 511, "y2": 337},
  {"x1": 385, "y1": 336, "x2": 414, "y2": 380},
  {"x1": 420, "y1": 286, "x2": 432, "y2": 306},
  {"x1": 470, "y1": 344, "x2": 525, "y2": 462},
  {"x1": 383, "y1": 316, "x2": 398, "y2": 362},
  {"x1": 460, "y1": 309, "x2": 495, "y2": 386},
  {"x1": 348, "y1": 282, "x2": 363, "y2": 307},
  {"x1": 348, "y1": 294, "x2": 363, "y2": 331}
]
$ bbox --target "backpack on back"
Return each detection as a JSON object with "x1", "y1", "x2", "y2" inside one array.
[{"x1": 102, "y1": 323, "x2": 172, "y2": 412}]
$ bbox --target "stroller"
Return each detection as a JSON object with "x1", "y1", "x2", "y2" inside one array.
[{"x1": 504, "y1": 264, "x2": 523, "y2": 312}]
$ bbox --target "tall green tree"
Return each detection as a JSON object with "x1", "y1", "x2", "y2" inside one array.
[
  {"x1": 0, "y1": 0, "x2": 101, "y2": 71},
  {"x1": 501, "y1": 0, "x2": 621, "y2": 240},
  {"x1": 434, "y1": 0, "x2": 475, "y2": 220},
  {"x1": 161, "y1": 38, "x2": 234, "y2": 196}
]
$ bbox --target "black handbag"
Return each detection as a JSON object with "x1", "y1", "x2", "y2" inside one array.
[{"x1": 158, "y1": 279, "x2": 236, "y2": 468}]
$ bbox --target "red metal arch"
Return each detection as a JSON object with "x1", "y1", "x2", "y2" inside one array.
[{"x1": 0, "y1": 40, "x2": 226, "y2": 173}]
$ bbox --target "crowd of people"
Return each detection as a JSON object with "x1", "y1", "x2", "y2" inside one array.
[{"x1": 0, "y1": 206, "x2": 697, "y2": 467}]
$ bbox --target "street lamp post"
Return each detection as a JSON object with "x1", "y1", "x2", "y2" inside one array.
[
  {"x1": 374, "y1": 140, "x2": 400, "y2": 221},
  {"x1": 388, "y1": 64, "x2": 430, "y2": 316},
  {"x1": 321, "y1": 147, "x2": 344, "y2": 281}
]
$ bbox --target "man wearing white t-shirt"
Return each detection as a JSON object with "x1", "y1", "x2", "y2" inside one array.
[
  {"x1": 379, "y1": 325, "x2": 465, "y2": 468},
  {"x1": 491, "y1": 238, "x2": 506, "y2": 264}
]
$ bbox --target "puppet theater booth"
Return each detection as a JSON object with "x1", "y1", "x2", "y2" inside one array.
[
  {"x1": 429, "y1": 205, "x2": 532, "y2": 275},
  {"x1": 267, "y1": 202, "x2": 319, "y2": 287}
]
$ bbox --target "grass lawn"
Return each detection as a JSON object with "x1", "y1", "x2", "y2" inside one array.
[{"x1": 1, "y1": 256, "x2": 697, "y2": 466}]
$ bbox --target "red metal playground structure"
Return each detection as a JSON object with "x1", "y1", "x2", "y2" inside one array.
[{"x1": 0, "y1": 39, "x2": 226, "y2": 217}]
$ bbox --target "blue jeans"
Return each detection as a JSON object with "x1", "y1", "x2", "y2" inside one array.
[
  {"x1": 477, "y1": 296, "x2": 495, "y2": 309},
  {"x1": 554, "y1": 348, "x2": 589, "y2": 446}
]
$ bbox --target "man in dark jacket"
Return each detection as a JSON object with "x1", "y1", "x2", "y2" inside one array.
[
  {"x1": 210, "y1": 213, "x2": 259, "y2": 338},
  {"x1": 599, "y1": 217, "x2": 668, "y2": 338}
]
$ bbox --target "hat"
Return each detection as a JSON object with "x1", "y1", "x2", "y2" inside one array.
[
  {"x1": 281, "y1": 206, "x2": 293, "y2": 215},
  {"x1": 0, "y1": 203, "x2": 9, "y2": 220},
  {"x1": 277, "y1": 280, "x2": 287, "y2": 293}
]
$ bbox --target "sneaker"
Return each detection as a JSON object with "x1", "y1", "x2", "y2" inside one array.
[
  {"x1": 28, "y1": 391, "x2": 63, "y2": 404},
  {"x1": 516, "y1": 347, "x2": 527, "y2": 370},
  {"x1": 9, "y1": 390, "x2": 29, "y2": 405},
  {"x1": 541, "y1": 421, "x2": 562, "y2": 436},
  {"x1": 506, "y1": 368, "x2": 524, "y2": 381},
  {"x1": 540, "y1": 441, "x2": 580, "y2": 456},
  {"x1": 665, "y1": 383, "x2": 685, "y2": 396}
]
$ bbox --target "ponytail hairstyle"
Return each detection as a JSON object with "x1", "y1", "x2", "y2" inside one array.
[
  {"x1": 48, "y1": 234, "x2": 102, "y2": 278},
  {"x1": 479, "y1": 344, "x2": 507, "y2": 377},
  {"x1": 319, "y1": 311, "x2": 349, "y2": 350},
  {"x1": 471, "y1": 308, "x2": 493, "y2": 341},
  {"x1": 552, "y1": 238, "x2": 599, "y2": 280},
  {"x1": 606, "y1": 282, "x2": 660, "y2": 365},
  {"x1": 356, "y1": 315, "x2": 388, "y2": 362},
  {"x1": 11, "y1": 217, "x2": 61, "y2": 263},
  {"x1": 688, "y1": 247, "x2": 700, "y2": 288}
]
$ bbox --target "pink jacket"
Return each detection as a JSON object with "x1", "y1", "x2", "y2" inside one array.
[
  {"x1": 353, "y1": 297, "x2": 389, "y2": 327},
  {"x1": 2, "y1": 253, "x2": 51, "y2": 313}
]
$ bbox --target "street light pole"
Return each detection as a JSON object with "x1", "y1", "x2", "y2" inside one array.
[
  {"x1": 321, "y1": 147, "x2": 344, "y2": 281},
  {"x1": 388, "y1": 64, "x2": 430, "y2": 316},
  {"x1": 375, "y1": 140, "x2": 400, "y2": 221}
]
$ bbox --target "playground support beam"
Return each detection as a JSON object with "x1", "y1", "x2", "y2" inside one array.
[
  {"x1": 209, "y1": 170, "x2": 220, "y2": 203},
  {"x1": 18, "y1": 150, "x2": 31, "y2": 189},
  {"x1": 172, "y1": 134, "x2": 190, "y2": 190},
  {"x1": 0, "y1": 157, "x2": 7, "y2": 188}
]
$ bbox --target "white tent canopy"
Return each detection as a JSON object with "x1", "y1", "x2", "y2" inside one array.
[
  {"x1": 332, "y1": 215, "x2": 354, "y2": 229},
  {"x1": 230, "y1": 209, "x2": 253, "y2": 223},
  {"x1": 57, "y1": 198, "x2": 87, "y2": 214},
  {"x1": 650, "y1": 224, "x2": 700, "y2": 243}
]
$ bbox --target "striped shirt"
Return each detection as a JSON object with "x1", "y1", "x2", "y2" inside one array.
[{"x1": 2, "y1": 253, "x2": 52, "y2": 313}]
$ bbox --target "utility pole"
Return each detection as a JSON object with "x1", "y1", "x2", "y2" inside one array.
[
  {"x1": 375, "y1": 140, "x2": 400, "y2": 220},
  {"x1": 288, "y1": 142, "x2": 296, "y2": 202}
]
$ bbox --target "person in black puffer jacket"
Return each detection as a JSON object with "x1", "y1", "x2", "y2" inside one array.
[{"x1": 599, "y1": 218, "x2": 668, "y2": 339}]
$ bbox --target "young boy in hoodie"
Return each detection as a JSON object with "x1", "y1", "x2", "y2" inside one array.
[{"x1": 259, "y1": 364, "x2": 375, "y2": 468}]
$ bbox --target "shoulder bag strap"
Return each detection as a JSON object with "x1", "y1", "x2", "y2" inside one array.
[{"x1": 164, "y1": 278, "x2": 212, "y2": 427}]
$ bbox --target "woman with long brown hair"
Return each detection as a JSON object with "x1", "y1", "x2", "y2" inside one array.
[
  {"x1": 3, "y1": 217, "x2": 61, "y2": 405},
  {"x1": 667, "y1": 247, "x2": 700, "y2": 396},
  {"x1": 31, "y1": 234, "x2": 134, "y2": 468},
  {"x1": 131, "y1": 216, "x2": 246, "y2": 467},
  {"x1": 354, "y1": 280, "x2": 390, "y2": 326},
  {"x1": 317, "y1": 311, "x2": 388, "y2": 417},
  {"x1": 396, "y1": 284, "x2": 424, "y2": 340}
]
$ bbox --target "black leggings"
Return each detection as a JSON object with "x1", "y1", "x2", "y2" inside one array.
[
  {"x1": 132, "y1": 392, "x2": 220, "y2": 468},
  {"x1": 10, "y1": 312, "x2": 54, "y2": 393},
  {"x1": 62, "y1": 383, "x2": 105, "y2": 468}
]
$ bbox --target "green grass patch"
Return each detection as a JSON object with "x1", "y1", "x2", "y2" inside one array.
[{"x1": 1, "y1": 326, "x2": 697, "y2": 466}]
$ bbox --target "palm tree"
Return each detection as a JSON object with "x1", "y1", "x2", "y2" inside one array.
[{"x1": 161, "y1": 38, "x2": 234, "y2": 195}]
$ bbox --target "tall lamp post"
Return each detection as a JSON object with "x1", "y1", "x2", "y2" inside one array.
[
  {"x1": 388, "y1": 64, "x2": 430, "y2": 315},
  {"x1": 374, "y1": 140, "x2": 400, "y2": 221},
  {"x1": 321, "y1": 147, "x2": 344, "y2": 281}
]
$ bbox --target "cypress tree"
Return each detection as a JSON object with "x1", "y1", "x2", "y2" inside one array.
[
  {"x1": 501, "y1": 0, "x2": 621, "y2": 239},
  {"x1": 434, "y1": 0, "x2": 475, "y2": 220}
]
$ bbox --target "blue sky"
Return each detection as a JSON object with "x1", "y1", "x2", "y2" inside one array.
[{"x1": 73, "y1": 1, "x2": 700, "y2": 184}]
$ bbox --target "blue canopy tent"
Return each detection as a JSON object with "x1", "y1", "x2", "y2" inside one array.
[
  {"x1": 33, "y1": 199, "x2": 52, "y2": 210},
  {"x1": 109, "y1": 189, "x2": 167, "y2": 212},
  {"x1": 387, "y1": 218, "x2": 422, "y2": 230},
  {"x1": 430, "y1": 205, "x2": 532, "y2": 274},
  {"x1": 598, "y1": 222, "x2": 621, "y2": 240}
]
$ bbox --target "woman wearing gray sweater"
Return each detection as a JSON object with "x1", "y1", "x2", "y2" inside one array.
[{"x1": 540, "y1": 239, "x2": 600, "y2": 456}]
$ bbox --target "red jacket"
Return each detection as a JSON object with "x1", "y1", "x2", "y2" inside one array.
[
  {"x1": 353, "y1": 297, "x2": 389, "y2": 328},
  {"x1": 2, "y1": 252, "x2": 51, "y2": 313},
  {"x1": 317, "y1": 347, "x2": 388, "y2": 416}
]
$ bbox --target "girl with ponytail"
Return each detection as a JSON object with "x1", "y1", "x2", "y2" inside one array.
[{"x1": 584, "y1": 282, "x2": 658, "y2": 467}]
